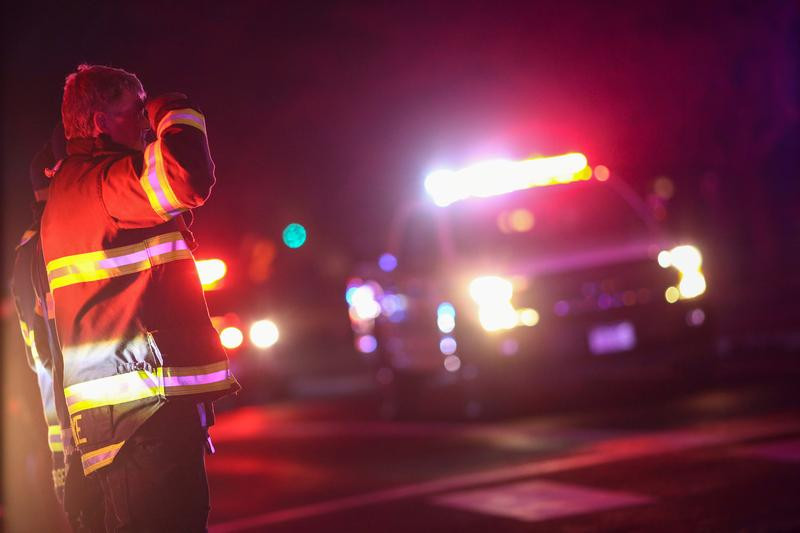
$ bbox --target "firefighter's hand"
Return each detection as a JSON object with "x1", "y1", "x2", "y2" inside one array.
[{"x1": 146, "y1": 92, "x2": 190, "y2": 132}]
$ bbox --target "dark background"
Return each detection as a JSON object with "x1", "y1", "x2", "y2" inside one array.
[
  {"x1": 1, "y1": 0, "x2": 798, "y2": 526},
  {"x1": 4, "y1": 2, "x2": 798, "y2": 289}
]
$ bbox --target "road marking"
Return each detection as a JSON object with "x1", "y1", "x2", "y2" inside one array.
[
  {"x1": 433, "y1": 480, "x2": 652, "y2": 522},
  {"x1": 209, "y1": 414, "x2": 800, "y2": 532}
]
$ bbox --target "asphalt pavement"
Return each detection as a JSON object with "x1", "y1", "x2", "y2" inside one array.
[{"x1": 206, "y1": 368, "x2": 800, "y2": 532}]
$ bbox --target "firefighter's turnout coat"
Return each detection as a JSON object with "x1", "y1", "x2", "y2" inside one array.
[
  {"x1": 11, "y1": 221, "x2": 67, "y2": 494},
  {"x1": 41, "y1": 98, "x2": 239, "y2": 475}
]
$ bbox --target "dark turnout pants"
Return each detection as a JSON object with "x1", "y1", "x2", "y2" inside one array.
[{"x1": 95, "y1": 401, "x2": 211, "y2": 532}]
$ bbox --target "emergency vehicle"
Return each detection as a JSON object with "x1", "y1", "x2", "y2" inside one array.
[{"x1": 345, "y1": 153, "x2": 715, "y2": 416}]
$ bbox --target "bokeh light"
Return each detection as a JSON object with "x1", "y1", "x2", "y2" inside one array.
[
  {"x1": 554, "y1": 300, "x2": 570, "y2": 317},
  {"x1": 351, "y1": 284, "x2": 382, "y2": 320},
  {"x1": 219, "y1": 326, "x2": 244, "y2": 349},
  {"x1": 500, "y1": 338, "x2": 520, "y2": 356},
  {"x1": 437, "y1": 314, "x2": 455, "y2": 333},
  {"x1": 378, "y1": 253, "x2": 398, "y2": 272},
  {"x1": 509, "y1": 209, "x2": 534, "y2": 232},
  {"x1": 469, "y1": 276, "x2": 513, "y2": 303},
  {"x1": 517, "y1": 308, "x2": 540, "y2": 327},
  {"x1": 669, "y1": 245, "x2": 702, "y2": 271},
  {"x1": 657, "y1": 250, "x2": 672, "y2": 268},
  {"x1": 250, "y1": 319, "x2": 279, "y2": 349},
  {"x1": 687, "y1": 308, "x2": 706, "y2": 327},
  {"x1": 437, "y1": 302, "x2": 456, "y2": 317},
  {"x1": 665, "y1": 286, "x2": 681, "y2": 304},
  {"x1": 443, "y1": 355, "x2": 461, "y2": 372},
  {"x1": 594, "y1": 165, "x2": 610, "y2": 181},
  {"x1": 356, "y1": 335, "x2": 378, "y2": 354},
  {"x1": 282, "y1": 223, "x2": 307, "y2": 249},
  {"x1": 678, "y1": 272, "x2": 707, "y2": 299},
  {"x1": 470, "y1": 276, "x2": 518, "y2": 332},
  {"x1": 439, "y1": 336, "x2": 457, "y2": 355},
  {"x1": 195, "y1": 258, "x2": 227, "y2": 290}
]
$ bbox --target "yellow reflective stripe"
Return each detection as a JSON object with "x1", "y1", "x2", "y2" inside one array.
[
  {"x1": 139, "y1": 140, "x2": 188, "y2": 220},
  {"x1": 64, "y1": 361, "x2": 234, "y2": 415},
  {"x1": 20, "y1": 321, "x2": 42, "y2": 367},
  {"x1": 47, "y1": 231, "x2": 183, "y2": 272},
  {"x1": 50, "y1": 252, "x2": 191, "y2": 291},
  {"x1": 82, "y1": 441, "x2": 125, "y2": 475},
  {"x1": 48, "y1": 425, "x2": 63, "y2": 453},
  {"x1": 140, "y1": 143, "x2": 169, "y2": 220},
  {"x1": 154, "y1": 140, "x2": 184, "y2": 215},
  {"x1": 29, "y1": 329, "x2": 43, "y2": 368},
  {"x1": 156, "y1": 108, "x2": 206, "y2": 137},
  {"x1": 65, "y1": 368, "x2": 165, "y2": 416},
  {"x1": 19, "y1": 321, "x2": 31, "y2": 346},
  {"x1": 46, "y1": 232, "x2": 190, "y2": 291},
  {"x1": 139, "y1": 108, "x2": 207, "y2": 219}
]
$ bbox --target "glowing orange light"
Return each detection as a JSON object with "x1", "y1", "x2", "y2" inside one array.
[
  {"x1": 220, "y1": 326, "x2": 244, "y2": 349},
  {"x1": 594, "y1": 165, "x2": 610, "y2": 181},
  {"x1": 508, "y1": 209, "x2": 534, "y2": 232},
  {"x1": 196, "y1": 259, "x2": 227, "y2": 290}
]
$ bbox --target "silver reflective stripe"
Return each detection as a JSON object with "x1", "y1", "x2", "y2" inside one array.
[
  {"x1": 64, "y1": 361, "x2": 234, "y2": 415},
  {"x1": 156, "y1": 108, "x2": 207, "y2": 137},
  {"x1": 46, "y1": 232, "x2": 192, "y2": 290}
]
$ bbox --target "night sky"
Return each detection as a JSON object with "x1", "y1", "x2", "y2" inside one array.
[{"x1": 3, "y1": 1, "x2": 798, "y2": 317}]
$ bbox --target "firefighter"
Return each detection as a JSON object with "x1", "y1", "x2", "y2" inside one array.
[
  {"x1": 41, "y1": 64, "x2": 240, "y2": 531},
  {"x1": 11, "y1": 128, "x2": 65, "y2": 504},
  {"x1": 11, "y1": 125, "x2": 106, "y2": 531}
]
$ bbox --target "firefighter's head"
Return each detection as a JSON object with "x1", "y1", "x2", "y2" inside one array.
[
  {"x1": 29, "y1": 123, "x2": 66, "y2": 205},
  {"x1": 62, "y1": 64, "x2": 149, "y2": 151}
]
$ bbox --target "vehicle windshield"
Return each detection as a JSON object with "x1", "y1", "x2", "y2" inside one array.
[{"x1": 444, "y1": 179, "x2": 653, "y2": 261}]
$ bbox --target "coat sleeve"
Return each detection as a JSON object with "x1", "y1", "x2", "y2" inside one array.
[
  {"x1": 101, "y1": 99, "x2": 216, "y2": 228},
  {"x1": 11, "y1": 241, "x2": 39, "y2": 372}
]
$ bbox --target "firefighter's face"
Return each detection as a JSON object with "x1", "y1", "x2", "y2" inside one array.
[{"x1": 101, "y1": 90, "x2": 148, "y2": 151}]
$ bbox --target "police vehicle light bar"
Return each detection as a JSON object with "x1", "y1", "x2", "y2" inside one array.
[{"x1": 424, "y1": 152, "x2": 590, "y2": 207}]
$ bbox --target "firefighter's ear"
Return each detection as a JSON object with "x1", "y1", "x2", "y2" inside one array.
[{"x1": 92, "y1": 111, "x2": 109, "y2": 136}]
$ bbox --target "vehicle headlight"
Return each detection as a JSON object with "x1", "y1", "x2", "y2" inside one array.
[
  {"x1": 350, "y1": 284, "x2": 382, "y2": 320},
  {"x1": 469, "y1": 276, "x2": 514, "y2": 303},
  {"x1": 468, "y1": 276, "x2": 538, "y2": 332},
  {"x1": 250, "y1": 319, "x2": 280, "y2": 349},
  {"x1": 658, "y1": 245, "x2": 706, "y2": 301}
]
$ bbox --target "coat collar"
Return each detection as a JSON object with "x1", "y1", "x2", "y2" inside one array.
[{"x1": 67, "y1": 135, "x2": 137, "y2": 156}]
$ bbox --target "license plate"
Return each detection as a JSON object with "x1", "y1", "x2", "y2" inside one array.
[{"x1": 588, "y1": 321, "x2": 636, "y2": 355}]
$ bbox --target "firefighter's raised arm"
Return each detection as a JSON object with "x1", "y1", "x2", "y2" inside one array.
[{"x1": 101, "y1": 93, "x2": 216, "y2": 228}]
